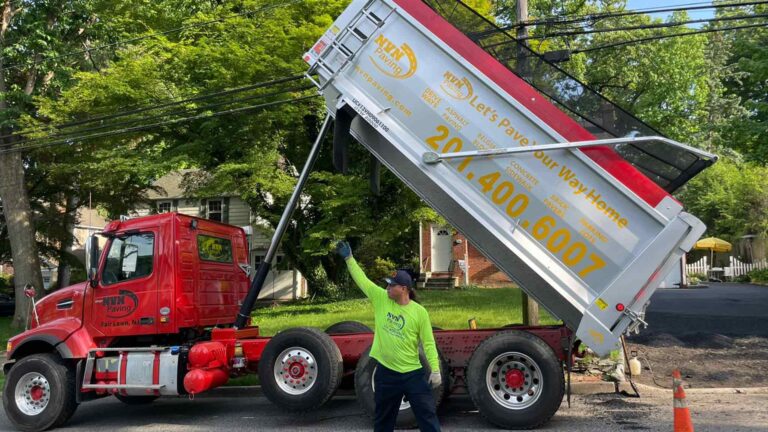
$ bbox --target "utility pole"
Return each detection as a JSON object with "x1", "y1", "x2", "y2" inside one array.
[
  {"x1": 516, "y1": 0, "x2": 530, "y2": 79},
  {"x1": 516, "y1": 0, "x2": 539, "y2": 325}
]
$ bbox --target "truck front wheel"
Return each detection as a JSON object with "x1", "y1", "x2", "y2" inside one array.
[
  {"x1": 466, "y1": 330, "x2": 564, "y2": 429},
  {"x1": 3, "y1": 353, "x2": 79, "y2": 432}
]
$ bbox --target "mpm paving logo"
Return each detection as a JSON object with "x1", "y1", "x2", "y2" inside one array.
[
  {"x1": 440, "y1": 70, "x2": 473, "y2": 100},
  {"x1": 369, "y1": 34, "x2": 417, "y2": 79}
]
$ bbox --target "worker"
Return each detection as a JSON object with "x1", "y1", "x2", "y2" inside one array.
[{"x1": 336, "y1": 240, "x2": 441, "y2": 432}]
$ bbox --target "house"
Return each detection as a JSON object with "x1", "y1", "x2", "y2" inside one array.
[
  {"x1": 419, "y1": 222, "x2": 514, "y2": 289},
  {"x1": 130, "y1": 170, "x2": 308, "y2": 301}
]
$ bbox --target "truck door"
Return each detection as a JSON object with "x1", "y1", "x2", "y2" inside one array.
[{"x1": 86, "y1": 231, "x2": 159, "y2": 336}]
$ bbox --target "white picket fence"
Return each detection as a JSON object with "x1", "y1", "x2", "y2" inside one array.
[{"x1": 686, "y1": 256, "x2": 768, "y2": 279}]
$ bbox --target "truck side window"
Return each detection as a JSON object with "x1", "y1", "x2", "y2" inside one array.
[
  {"x1": 197, "y1": 235, "x2": 233, "y2": 263},
  {"x1": 102, "y1": 233, "x2": 155, "y2": 285}
]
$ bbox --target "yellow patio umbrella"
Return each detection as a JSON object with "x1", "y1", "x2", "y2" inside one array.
[
  {"x1": 694, "y1": 237, "x2": 732, "y2": 278},
  {"x1": 694, "y1": 237, "x2": 732, "y2": 253}
]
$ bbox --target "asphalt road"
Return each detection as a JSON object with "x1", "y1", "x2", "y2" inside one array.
[
  {"x1": 642, "y1": 283, "x2": 768, "y2": 337},
  {"x1": 1, "y1": 387, "x2": 766, "y2": 432}
]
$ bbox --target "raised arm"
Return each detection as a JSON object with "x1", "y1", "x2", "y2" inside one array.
[{"x1": 337, "y1": 241, "x2": 387, "y2": 303}]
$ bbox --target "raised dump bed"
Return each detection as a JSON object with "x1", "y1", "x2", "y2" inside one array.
[{"x1": 305, "y1": 0, "x2": 716, "y2": 355}]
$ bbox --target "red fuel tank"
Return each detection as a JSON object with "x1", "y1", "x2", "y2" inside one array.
[{"x1": 183, "y1": 367, "x2": 229, "y2": 394}]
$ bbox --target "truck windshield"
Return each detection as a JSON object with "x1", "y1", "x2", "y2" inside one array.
[{"x1": 423, "y1": 0, "x2": 715, "y2": 192}]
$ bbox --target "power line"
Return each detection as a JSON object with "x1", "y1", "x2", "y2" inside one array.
[
  {"x1": 473, "y1": 0, "x2": 768, "y2": 39},
  {"x1": 3, "y1": 84, "x2": 316, "y2": 149},
  {"x1": 573, "y1": 21, "x2": 768, "y2": 53},
  {"x1": 510, "y1": 12, "x2": 768, "y2": 42},
  {"x1": 0, "y1": 74, "x2": 308, "y2": 142},
  {"x1": 2, "y1": 0, "x2": 301, "y2": 72},
  {"x1": 0, "y1": 95, "x2": 320, "y2": 155}
]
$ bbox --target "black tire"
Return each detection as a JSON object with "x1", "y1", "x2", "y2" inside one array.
[
  {"x1": 466, "y1": 330, "x2": 564, "y2": 429},
  {"x1": 325, "y1": 321, "x2": 372, "y2": 334},
  {"x1": 3, "y1": 353, "x2": 79, "y2": 432},
  {"x1": 114, "y1": 394, "x2": 159, "y2": 405},
  {"x1": 258, "y1": 327, "x2": 343, "y2": 411},
  {"x1": 354, "y1": 346, "x2": 450, "y2": 429},
  {"x1": 325, "y1": 321, "x2": 373, "y2": 390}
]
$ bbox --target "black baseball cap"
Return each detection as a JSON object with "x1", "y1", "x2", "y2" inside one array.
[{"x1": 384, "y1": 270, "x2": 414, "y2": 289}]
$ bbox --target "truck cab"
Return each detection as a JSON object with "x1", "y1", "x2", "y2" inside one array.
[{"x1": 3, "y1": 213, "x2": 250, "y2": 430}]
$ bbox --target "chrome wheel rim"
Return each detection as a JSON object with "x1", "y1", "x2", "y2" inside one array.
[
  {"x1": 485, "y1": 351, "x2": 542, "y2": 410},
  {"x1": 15, "y1": 372, "x2": 51, "y2": 416},
  {"x1": 273, "y1": 347, "x2": 318, "y2": 395},
  {"x1": 372, "y1": 365, "x2": 411, "y2": 411}
]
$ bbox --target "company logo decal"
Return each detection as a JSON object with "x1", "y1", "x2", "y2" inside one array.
[
  {"x1": 369, "y1": 34, "x2": 417, "y2": 79},
  {"x1": 101, "y1": 290, "x2": 139, "y2": 318},
  {"x1": 386, "y1": 312, "x2": 406, "y2": 330},
  {"x1": 440, "y1": 71, "x2": 473, "y2": 100}
]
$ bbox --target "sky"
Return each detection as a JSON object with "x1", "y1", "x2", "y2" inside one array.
[{"x1": 626, "y1": 0, "x2": 716, "y2": 22}]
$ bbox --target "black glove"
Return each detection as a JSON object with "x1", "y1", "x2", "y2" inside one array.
[{"x1": 336, "y1": 240, "x2": 352, "y2": 260}]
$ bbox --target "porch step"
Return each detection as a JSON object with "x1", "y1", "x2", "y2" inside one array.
[{"x1": 418, "y1": 276, "x2": 456, "y2": 290}]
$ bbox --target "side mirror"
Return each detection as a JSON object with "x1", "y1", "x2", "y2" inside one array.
[{"x1": 85, "y1": 235, "x2": 100, "y2": 287}]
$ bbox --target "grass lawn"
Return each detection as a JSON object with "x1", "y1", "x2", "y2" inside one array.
[{"x1": 252, "y1": 286, "x2": 559, "y2": 335}]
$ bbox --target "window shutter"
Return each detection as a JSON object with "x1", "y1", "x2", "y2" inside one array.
[
  {"x1": 199, "y1": 199, "x2": 207, "y2": 218},
  {"x1": 223, "y1": 197, "x2": 230, "y2": 224},
  {"x1": 172, "y1": 199, "x2": 179, "y2": 212}
]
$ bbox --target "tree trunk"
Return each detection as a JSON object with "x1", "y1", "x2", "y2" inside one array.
[
  {"x1": 1, "y1": 0, "x2": 44, "y2": 328},
  {"x1": 0, "y1": 151, "x2": 45, "y2": 328}
]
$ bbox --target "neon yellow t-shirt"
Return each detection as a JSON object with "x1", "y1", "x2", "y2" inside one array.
[{"x1": 346, "y1": 257, "x2": 439, "y2": 373}]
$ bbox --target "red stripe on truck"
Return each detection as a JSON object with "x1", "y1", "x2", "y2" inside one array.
[{"x1": 393, "y1": 0, "x2": 670, "y2": 207}]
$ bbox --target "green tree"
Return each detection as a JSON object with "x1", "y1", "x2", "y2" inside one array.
[
  {"x1": 720, "y1": 5, "x2": 768, "y2": 163},
  {"x1": 678, "y1": 160, "x2": 768, "y2": 239},
  {"x1": 32, "y1": 0, "x2": 437, "y2": 297},
  {"x1": 0, "y1": 0, "x2": 110, "y2": 327}
]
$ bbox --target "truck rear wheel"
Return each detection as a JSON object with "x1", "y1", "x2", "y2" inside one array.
[
  {"x1": 466, "y1": 330, "x2": 564, "y2": 429},
  {"x1": 324, "y1": 321, "x2": 372, "y2": 334},
  {"x1": 3, "y1": 353, "x2": 79, "y2": 432},
  {"x1": 258, "y1": 327, "x2": 343, "y2": 411},
  {"x1": 325, "y1": 321, "x2": 372, "y2": 390},
  {"x1": 354, "y1": 347, "x2": 449, "y2": 429}
]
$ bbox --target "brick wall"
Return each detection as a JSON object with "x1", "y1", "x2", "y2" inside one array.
[
  {"x1": 421, "y1": 222, "x2": 513, "y2": 287},
  {"x1": 452, "y1": 233, "x2": 513, "y2": 287},
  {"x1": 420, "y1": 223, "x2": 432, "y2": 272}
]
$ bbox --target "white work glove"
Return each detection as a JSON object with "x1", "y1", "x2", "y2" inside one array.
[{"x1": 428, "y1": 371, "x2": 442, "y2": 388}]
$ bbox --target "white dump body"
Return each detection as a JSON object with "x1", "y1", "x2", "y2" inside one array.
[{"x1": 305, "y1": 0, "x2": 709, "y2": 355}]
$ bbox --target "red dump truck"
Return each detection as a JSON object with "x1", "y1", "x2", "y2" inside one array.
[{"x1": 3, "y1": 0, "x2": 716, "y2": 431}]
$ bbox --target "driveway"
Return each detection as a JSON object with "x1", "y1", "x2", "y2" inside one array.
[
  {"x1": 627, "y1": 283, "x2": 768, "y2": 389},
  {"x1": 641, "y1": 283, "x2": 768, "y2": 337}
]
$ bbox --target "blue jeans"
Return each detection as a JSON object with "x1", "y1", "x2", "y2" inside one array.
[{"x1": 374, "y1": 364, "x2": 441, "y2": 432}]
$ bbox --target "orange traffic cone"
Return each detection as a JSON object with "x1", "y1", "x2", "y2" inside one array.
[{"x1": 673, "y1": 370, "x2": 694, "y2": 432}]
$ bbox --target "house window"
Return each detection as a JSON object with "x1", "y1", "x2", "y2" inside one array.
[
  {"x1": 157, "y1": 201, "x2": 172, "y2": 213},
  {"x1": 207, "y1": 200, "x2": 223, "y2": 222}
]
